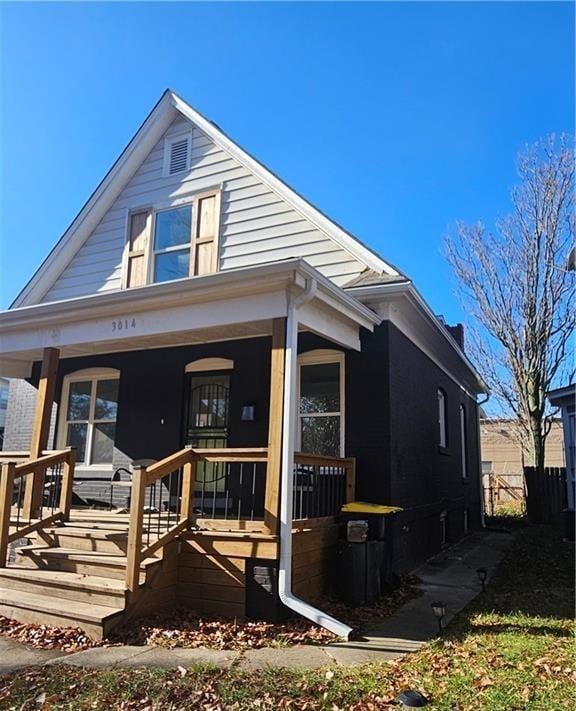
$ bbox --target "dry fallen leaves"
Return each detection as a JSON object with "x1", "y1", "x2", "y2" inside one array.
[{"x1": 0, "y1": 576, "x2": 420, "y2": 654}]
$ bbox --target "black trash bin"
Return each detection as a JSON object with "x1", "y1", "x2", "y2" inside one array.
[{"x1": 336, "y1": 502, "x2": 402, "y2": 606}]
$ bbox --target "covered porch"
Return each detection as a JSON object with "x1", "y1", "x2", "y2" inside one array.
[{"x1": 0, "y1": 260, "x2": 378, "y2": 632}]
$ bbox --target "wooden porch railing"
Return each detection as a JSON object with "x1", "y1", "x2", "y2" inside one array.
[
  {"x1": 293, "y1": 453, "x2": 356, "y2": 521},
  {"x1": 0, "y1": 448, "x2": 76, "y2": 567},
  {"x1": 125, "y1": 447, "x2": 268, "y2": 592},
  {"x1": 124, "y1": 447, "x2": 355, "y2": 592}
]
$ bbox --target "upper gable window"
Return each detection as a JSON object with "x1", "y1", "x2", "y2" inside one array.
[
  {"x1": 163, "y1": 133, "x2": 191, "y2": 176},
  {"x1": 124, "y1": 191, "x2": 221, "y2": 288},
  {"x1": 153, "y1": 205, "x2": 193, "y2": 282}
]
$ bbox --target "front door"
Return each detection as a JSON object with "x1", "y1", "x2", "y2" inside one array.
[
  {"x1": 184, "y1": 372, "x2": 230, "y2": 450},
  {"x1": 184, "y1": 372, "x2": 231, "y2": 509}
]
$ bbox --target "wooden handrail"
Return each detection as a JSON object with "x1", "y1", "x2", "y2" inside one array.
[
  {"x1": 0, "y1": 450, "x2": 59, "y2": 460},
  {"x1": 124, "y1": 447, "x2": 356, "y2": 593},
  {"x1": 0, "y1": 448, "x2": 76, "y2": 567},
  {"x1": 124, "y1": 447, "x2": 269, "y2": 593},
  {"x1": 14, "y1": 450, "x2": 72, "y2": 478},
  {"x1": 143, "y1": 448, "x2": 193, "y2": 486},
  {"x1": 293, "y1": 452, "x2": 356, "y2": 506},
  {"x1": 143, "y1": 447, "x2": 269, "y2": 486},
  {"x1": 191, "y1": 448, "x2": 268, "y2": 463},
  {"x1": 294, "y1": 452, "x2": 355, "y2": 468}
]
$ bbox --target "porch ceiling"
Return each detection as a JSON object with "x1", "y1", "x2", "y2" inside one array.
[{"x1": 0, "y1": 259, "x2": 380, "y2": 377}]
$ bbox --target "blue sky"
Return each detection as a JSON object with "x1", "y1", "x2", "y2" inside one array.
[{"x1": 0, "y1": 1, "x2": 573, "y2": 320}]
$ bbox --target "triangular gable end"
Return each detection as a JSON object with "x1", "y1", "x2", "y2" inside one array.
[{"x1": 12, "y1": 90, "x2": 401, "y2": 308}]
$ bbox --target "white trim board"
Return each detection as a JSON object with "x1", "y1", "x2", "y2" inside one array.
[{"x1": 0, "y1": 260, "x2": 375, "y2": 376}]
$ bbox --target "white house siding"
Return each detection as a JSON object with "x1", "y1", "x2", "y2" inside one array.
[{"x1": 42, "y1": 115, "x2": 366, "y2": 302}]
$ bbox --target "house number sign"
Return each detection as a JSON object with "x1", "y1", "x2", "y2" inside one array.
[{"x1": 111, "y1": 318, "x2": 137, "y2": 332}]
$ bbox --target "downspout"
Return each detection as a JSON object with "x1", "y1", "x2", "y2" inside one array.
[
  {"x1": 476, "y1": 393, "x2": 490, "y2": 528},
  {"x1": 277, "y1": 277, "x2": 354, "y2": 640}
]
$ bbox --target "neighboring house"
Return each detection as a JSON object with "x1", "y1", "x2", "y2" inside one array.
[
  {"x1": 548, "y1": 385, "x2": 575, "y2": 512},
  {"x1": 481, "y1": 418, "x2": 565, "y2": 475},
  {"x1": 0, "y1": 378, "x2": 9, "y2": 449},
  {"x1": 0, "y1": 90, "x2": 486, "y2": 638}
]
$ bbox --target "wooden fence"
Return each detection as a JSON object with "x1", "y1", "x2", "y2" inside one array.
[
  {"x1": 482, "y1": 472, "x2": 526, "y2": 516},
  {"x1": 524, "y1": 466, "x2": 567, "y2": 524}
]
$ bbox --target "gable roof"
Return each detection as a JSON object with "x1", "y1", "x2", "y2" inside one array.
[{"x1": 11, "y1": 89, "x2": 405, "y2": 308}]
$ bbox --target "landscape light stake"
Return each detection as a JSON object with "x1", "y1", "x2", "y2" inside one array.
[
  {"x1": 430, "y1": 601, "x2": 446, "y2": 635},
  {"x1": 394, "y1": 689, "x2": 429, "y2": 707},
  {"x1": 477, "y1": 567, "x2": 487, "y2": 592}
]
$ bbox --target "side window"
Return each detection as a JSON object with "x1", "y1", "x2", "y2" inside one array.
[
  {"x1": 298, "y1": 350, "x2": 345, "y2": 457},
  {"x1": 460, "y1": 403, "x2": 468, "y2": 478},
  {"x1": 59, "y1": 370, "x2": 120, "y2": 467},
  {"x1": 438, "y1": 388, "x2": 447, "y2": 448}
]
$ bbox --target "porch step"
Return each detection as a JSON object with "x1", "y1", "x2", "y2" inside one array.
[
  {"x1": 0, "y1": 587, "x2": 124, "y2": 640},
  {"x1": 16, "y1": 545, "x2": 160, "y2": 581},
  {"x1": 34, "y1": 526, "x2": 129, "y2": 554},
  {"x1": 0, "y1": 568, "x2": 126, "y2": 608}
]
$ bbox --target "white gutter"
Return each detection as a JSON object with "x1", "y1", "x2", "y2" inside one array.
[{"x1": 277, "y1": 276, "x2": 354, "y2": 640}]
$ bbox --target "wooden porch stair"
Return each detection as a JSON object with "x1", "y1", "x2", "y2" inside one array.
[
  {"x1": 0, "y1": 443, "x2": 355, "y2": 639},
  {"x1": 0, "y1": 511, "x2": 174, "y2": 640}
]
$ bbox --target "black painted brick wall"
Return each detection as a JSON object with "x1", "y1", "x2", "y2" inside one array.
[{"x1": 17, "y1": 321, "x2": 482, "y2": 572}]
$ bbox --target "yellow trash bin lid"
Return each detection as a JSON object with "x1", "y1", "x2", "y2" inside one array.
[{"x1": 341, "y1": 501, "x2": 403, "y2": 514}]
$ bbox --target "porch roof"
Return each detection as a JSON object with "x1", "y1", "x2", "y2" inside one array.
[{"x1": 0, "y1": 259, "x2": 380, "y2": 377}]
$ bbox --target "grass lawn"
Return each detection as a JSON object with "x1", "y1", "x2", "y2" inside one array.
[{"x1": 0, "y1": 522, "x2": 573, "y2": 710}]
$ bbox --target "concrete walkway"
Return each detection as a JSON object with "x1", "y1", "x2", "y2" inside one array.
[{"x1": 0, "y1": 529, "x2": 514, "y2": 674}]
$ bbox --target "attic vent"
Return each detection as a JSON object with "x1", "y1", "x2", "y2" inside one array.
[{"x1": 163, "y1": 133, "x2": 191, "y2": 176}]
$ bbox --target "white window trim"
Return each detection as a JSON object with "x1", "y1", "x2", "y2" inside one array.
[
  {"x1": 297, "y1": 349, "x2": 345, "y2": 457},
  {"x1": 460, "y1": 403, "x2": 468, "y2": 479},
  {"x1": 438, "y1": 388, "x2": 447, "y2": 449},
  {"x1": 150, "y1": 202, "x2": 195, "y2": 284},
  {"x1": 162, "y1": 131, "x2": 192, "y2": 177},
  {"x1": 57, "y1": 368, "x2": 120, "y2": 470}
]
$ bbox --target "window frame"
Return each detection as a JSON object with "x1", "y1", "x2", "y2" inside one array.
[
  {"x1": 438, "y1": 387, "x2": 448, "y2": 450},
  {"x1": 122, "y1": 188, "x2": 222, "y2": 289},
  {"x1": 297, "y1": 349, "x2": 345, "y2": 458},
  {"x1": 151, "y1": 202, "x2": 195, "y2": 283},
  {"x1": 57, "y1": 368, "x2": 120, "y2": 470},
  {"x1": 459, "y1": 402, "x2": 468, "y2": 479}
]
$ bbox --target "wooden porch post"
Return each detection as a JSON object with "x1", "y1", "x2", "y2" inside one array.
[
  {"x1": 0, "y1": 463, "x2": 16, "y2": 567},
  {"x1": 264, "y1": 318, "x2": 286, "y2": 534},
  {"x1": 23, "y1": 347, "x2": 60, "y2": 518}
]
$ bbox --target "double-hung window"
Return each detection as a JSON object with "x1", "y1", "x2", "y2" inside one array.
[
  {"x1": 298, "y1": 351, "x2": 345, "y2": 457},
  {"x1": 124, "y1": 191, "x2": 221, "y2": 288},
  {"x1": 59, "y1": 370, "x2": 120, "y2": 467},
  {"x1": 153, "y1": 205, "x2": 193, "y2": 283}
]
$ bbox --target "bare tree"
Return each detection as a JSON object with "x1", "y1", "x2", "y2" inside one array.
[{"x1": 446, "y1": 134, "x2": 575, "y2": 472}]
